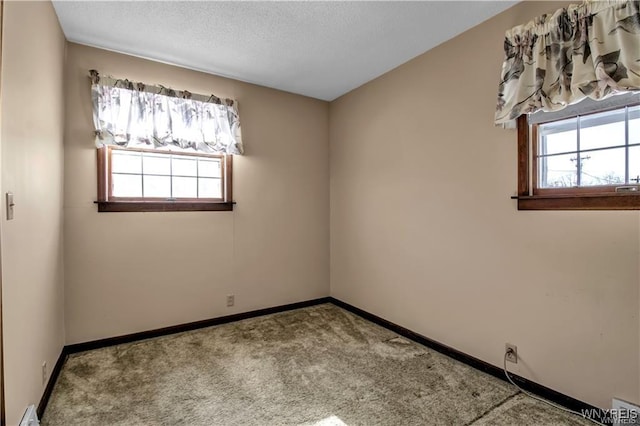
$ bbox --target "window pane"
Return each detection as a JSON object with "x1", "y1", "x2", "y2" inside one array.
[
  {"x1": 112, "y1": 151, "x2": 141, "y2": 174},
  {"x1": 112, "y1": 174, "x2": 142, "y2": 197},
  {"x1": 580, "y1": 109, "x2": 626, "y2": 151},
  {"x1": 630, "y1": 105, "x2": 640, "y2": 147},
  {"x1": 143, "y1": 175, "x2": 171, "y2": 198},
  {"x1": 628, "y1": 145, "x2": 640, "y2": 184},
  {"x1": 539, "y1": 153, "x2": 577, "y2": 188},
  {"x1": 580, "y1": 147, "x2": 625, "y2": 186},
  {"x1": 539, "y1": 117, "x2": 577, "y2": 155},
  {"x1": 199, "y1": 178, "x2": 222, "y2": 198},
  {"x1": 143, "y1": 153, "x2": 170, "y2": 175},
  {"x1": 172, "y1": 177, "x2": 197, "y2": 198},
  {"x1": 172, "y1": 156, "x2": 197, "y2": 177},
  {"x1": 199, "y1": 158, "x2": 222, "y2": 178},
  {"x1": 108, "y1": 149, "x2": 228, "y2": 201}
]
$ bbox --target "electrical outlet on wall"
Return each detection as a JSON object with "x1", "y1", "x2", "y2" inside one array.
[
  {"x1": 505, "y1": 343, "x2": 518, "y2": 363},
  {"x1": 42, "y1": 361, "x2": 48, "y2": 386},
  {"x1": 226, "y1": 295, "x2": 235, "y2": 307}
]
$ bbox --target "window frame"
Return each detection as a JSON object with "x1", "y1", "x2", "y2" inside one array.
[
  {"x1": 515, "y1": 103, "x2": 640, "y2": 210},
  {"x1": 96, "y1": 145, "x2": 234, "y2": 212}
]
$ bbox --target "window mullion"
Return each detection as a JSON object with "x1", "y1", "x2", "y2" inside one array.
[
  {"x1": 169, "y1": 154, "x2": 174, "y2": 199},
  {"x1": 576, "y1": 116, "x2": 581, "y2": 187},
  {"x1": 625, "y1": 106, "x2": 630, "y2": 184},
  {"x1": 140, "y1": 152, "x2": 145, "y2": 198},
  {"x1": 540, "y1": 135, "x2": 547, "y2": 188}
]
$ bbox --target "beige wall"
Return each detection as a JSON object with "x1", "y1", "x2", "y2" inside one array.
[
  {"x1": 4, "y1": 1, "x2": 635, "y2": 419},
  {"x1": 63, "y1": 43, "x2": 330, "y2": 344},
  {"x1": 1, "y1": 1, "x2": 66, "y2": 424},
  {"x1": 329, "y1": 1, "x2": 640, "y2": 410}
]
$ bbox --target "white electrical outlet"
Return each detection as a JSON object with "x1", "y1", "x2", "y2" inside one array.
[
  {"x1": 226, "y1": 295, "x2": 235, "y2": 307},
  {"x1": 42, "y1": 361, "x2": 48, "y2": 386},
  {"x1": 505, "y1": 343, "x2": 518, "y2": 363}
]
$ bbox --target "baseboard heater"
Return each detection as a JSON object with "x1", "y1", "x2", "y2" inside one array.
[
  {"x1": 612, "y1": 398, "x2": 639, "y2": 426},
  {"x1": 19, "y1": 405, "x2": 40, "y2": 426}
]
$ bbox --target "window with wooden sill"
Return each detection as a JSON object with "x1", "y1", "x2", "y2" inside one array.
[
  {"x1": 97, "y1": 145, "x2": 233, "y2": 212},
  {"x1": 515, "y1": 98, "x2": 640, "y2": 210}
]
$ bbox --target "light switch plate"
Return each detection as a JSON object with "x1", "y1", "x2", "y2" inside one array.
[{"x1": 6, "y1": 192, "x2": 14, "y2": 220}]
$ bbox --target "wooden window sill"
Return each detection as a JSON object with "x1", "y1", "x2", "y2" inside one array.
[
  {"x1": 95, "y1": 201, "x2": 235, "y2": 212},
  {"x1": 512, "y1": 193, "x2": 640, "y2": 210}
]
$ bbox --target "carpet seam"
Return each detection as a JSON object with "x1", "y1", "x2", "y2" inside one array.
[{"x1": 463, "y1": 391, "x2": 522, "y2": 426}]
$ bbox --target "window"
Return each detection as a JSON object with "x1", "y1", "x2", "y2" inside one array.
[
  {"x1": 516, "y1": 98, "x2": 640, "y2": 210},
  {"x1": 536, "y1": 105, "x2": 640, "y2": 191},
  {"x1": 492, "y1": 0, "x2": 640, "y2": 210},
  {"x1": 90, "y1": 70, "x2": 242, "y2": 212},
  {"x1": 97, "y1": 146, "x2": 233, "y2": 212}
]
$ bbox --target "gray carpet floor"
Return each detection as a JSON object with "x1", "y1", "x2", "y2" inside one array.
[{"x1": 42, "y1": 304, "x2": 592, "y2": 425}]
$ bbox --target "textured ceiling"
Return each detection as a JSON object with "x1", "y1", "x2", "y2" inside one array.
[{"x1": 52, "y1": 1, "x2": 516, "y2": 101}]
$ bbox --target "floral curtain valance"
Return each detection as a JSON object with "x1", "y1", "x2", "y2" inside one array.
[
  {"x1": 90, "y1": 70, "x2": 244, "y2": 155},
  {"x1": 495, "y1": 0, "x2": 640, "y2": 126}
]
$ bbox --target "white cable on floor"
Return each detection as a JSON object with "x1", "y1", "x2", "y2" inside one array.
[{"x1": 502, "y1": 352, "x2": 604, "y2": 426}]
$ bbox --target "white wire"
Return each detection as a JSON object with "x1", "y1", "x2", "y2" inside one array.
[{"x1": 502, "y1": 352, "x2": 604, "y2": 425}]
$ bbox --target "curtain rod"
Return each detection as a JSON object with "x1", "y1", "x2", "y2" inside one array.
[{"x1": 89, "y1": 70, "x2": 235, "y2": 107}]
